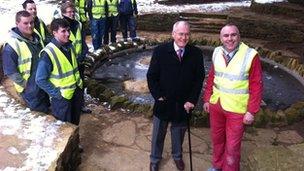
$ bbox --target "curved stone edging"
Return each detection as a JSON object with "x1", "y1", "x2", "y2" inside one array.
[
  {"x1": 85, "y1": 39, "x2": 304, "y2": 127},
  {"x1": 261, "y1": 57, "x2": 304, "y2": 87}
]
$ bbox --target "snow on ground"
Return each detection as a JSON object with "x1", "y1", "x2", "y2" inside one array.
[
  {"x1": 0, "y1": 86, "x2": 63, "y2": 170},
  {"x1": 0, "y1": 0, "x2": 285, "y2": 44},
  {"x1": 137, "y1": 0, "x2": 251, "y2": 14},
  {"x1": 255, "y1": 0, "x2": 286, "y2": 4}
]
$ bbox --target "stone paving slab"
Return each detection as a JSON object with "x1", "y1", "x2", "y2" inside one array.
[{"x1": 79, "y1": 106, "x2": 304, "y2": 171}]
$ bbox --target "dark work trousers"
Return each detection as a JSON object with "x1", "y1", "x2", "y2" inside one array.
[
  {"x1": 150, "y1": 116, "x2": 187, "y2": 164},
  {"x1": 21, "y1": 75, "x2": 50, "y2": 113},
  {"x1": 119, "y1": 14, "x2": 137, "y2": 40},
  {"x1": 78, "y1": 63, "x2": 86, "y2": 109},
  {"x1": 50, "y1": 87, "x2": 83, "y2": 125},
  {"x1": 104, "y1": 15, "x2": 119, "y2": 44}
]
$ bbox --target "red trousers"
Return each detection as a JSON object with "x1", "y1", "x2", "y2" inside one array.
[{"x1": 209, "y1": 101, "x2": 245, "y2": 171}]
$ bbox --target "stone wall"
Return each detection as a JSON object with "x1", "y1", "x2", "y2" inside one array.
[
  {"x1": 0, "y1": 86, "x2": 81, "y2": 170},
  {"x1": 288, "y1": 0, "x2": 304, "y2": 5},
  {"x1": 137, "y1": 13, "x2": 180, "y2": 32},
  {"x1": 227, "y1": 15, "x2": 304, "y2": 43},
  {"x1": 251, "y1": 1, "x2": 304, "y2": 21},
  {"x1": 0, "y1": 43, "x2": 81, "y2": 171}
]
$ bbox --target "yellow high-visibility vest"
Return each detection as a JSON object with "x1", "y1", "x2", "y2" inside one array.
[
  {"x1": 75, "y1": 0, "x2": 88, "y2": 22},
  {"x1": 6, "y1": 37, "x2": 43, "y2": 93},
  {"x1": 69, "y1": 21, "x2": 82, "y2": 59},
  {"x1": 42, "y1": 43, "x2": 83, "y2": 100},
  {"x1": 33, "y1": 18, "x2": 46, "y2": 47},
  {"x1": 92, "y1": 0, "x2": 106, "y2": 19},
  {"x1": 107, "y1": 0, "x2": 118, "y2": 16},
  {"x1": 209, "y1": 42, "x2": 257, "y2": 114}
]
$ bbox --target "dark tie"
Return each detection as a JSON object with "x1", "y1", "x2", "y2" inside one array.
[
  {"x1": 177, "y1": 49, "x2": 183, "y2": 61},
  {"x1": 226, "y1": 54, "x2": 232, "y2": 63}
]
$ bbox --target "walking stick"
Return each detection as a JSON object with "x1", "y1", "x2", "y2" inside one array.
[{"x1": 187, "y1": 113, "x2": 193, "y2": 171}]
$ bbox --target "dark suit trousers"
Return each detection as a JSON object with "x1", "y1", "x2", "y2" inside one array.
[{"x1": 150, "y1": 116, "x2": 187, "y2": 164}]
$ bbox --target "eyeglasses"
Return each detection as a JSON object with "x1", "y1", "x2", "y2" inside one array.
[
  {"x1": 174, "y1": 32, "x2": 190, "y2": 37},
  {"x1": 222, "y1": 33, "x2": 239, "y2": 38}
]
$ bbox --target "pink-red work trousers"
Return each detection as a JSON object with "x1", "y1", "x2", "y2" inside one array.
[{"x1": 209, "y1": 101, "x2": 245, "y2": 171}]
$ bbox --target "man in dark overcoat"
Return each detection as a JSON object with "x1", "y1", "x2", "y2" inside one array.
[{"x1": 147, "y1": 21, "x2": 205, "y2": 171}]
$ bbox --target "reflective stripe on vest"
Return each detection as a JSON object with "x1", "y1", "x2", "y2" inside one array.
[
  {"x1": 42, "y1": 43, "x2": 83, "y2": 100},
  {"x1": 107, "y1": 0, "x2": 118, "y2": 16},
  {"x1": 76, "y1": 0, "x2": 88, "y2": 22},
  {"x1": 210, "y1": 42, "x2": 257, "y2": 114},
  {"x1": 6, "y1": 39, "x2": 33, "y2": 93},
  {"x1": 33, "y1": 18, "x2": 46, "y2": 47},
  {"x1": 92, "y1": 0, "x2": 106, "y2": 19},
  {"x1": 69, "y1": 21, "x2": 82, "y2": 58}
]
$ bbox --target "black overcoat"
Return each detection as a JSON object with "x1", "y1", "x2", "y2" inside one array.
[{"x1": 147, "y1": 41, "x2": 205, "y2": 122}]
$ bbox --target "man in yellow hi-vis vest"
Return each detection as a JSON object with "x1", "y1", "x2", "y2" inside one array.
[
  {"x1": 104, "y1": 0, "x2": 119, "y2": 44},
  {"x1": 2, "y1": 11, "x2": 49, "y2": 113},
  {"x1": 61, "y1": 1, "x2": 91, "y2": 113},
  {"x1": 75, "y1": 0, "x2": 88, "y2": 23},
  {"x1": 88, "y1": 0, "x2": 108, "y2": 50},
  {"x1": 203, "y1": 24, "x2": 263, "y2": 171},
  {"x1": 36, "y1": 19, "x2": 83, "y2": 125},
  {"x1": 22, "y1": 0, "x2": 51, "y2": 46}
]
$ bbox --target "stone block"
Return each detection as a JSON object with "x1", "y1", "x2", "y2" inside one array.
[{"x1": 0, "y1": 87, "x2": 80, "y2": 171}]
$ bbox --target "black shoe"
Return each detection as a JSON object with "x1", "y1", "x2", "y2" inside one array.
[
  {"x1": 81, "y1": 106, "x2": 92, "y2": 113},
  {"x1": 150, "y1": 162, "x2": 159, "y2": 171},
  {"x1": 174, "y1": 159, "x2": 185, "y2": 170}
]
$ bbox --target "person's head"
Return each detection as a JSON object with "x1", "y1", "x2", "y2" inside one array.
[
  {"x1": 172, "y1": 21, "x2": 190, "y2": 48},
  {"x1": 50, "y1": 18, "x2": 70, "y2": 44},
  {"x1": 220, "y1": 23, "x2": 240, "y2": 53},
  {"x1": 61, "y1": 1, "x2": 76, "y2": 20},
  {"x1": 22, "y1": 0, "x2": 37, "y2": 18},
  {"x1": 15, "y1": 10, "x2": 34, "y2": 38}
]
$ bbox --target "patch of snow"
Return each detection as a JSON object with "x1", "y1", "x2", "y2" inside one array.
[
  {"x1": 7, "y1": 147, "x2": 20, "y2": 155},
  {"x1": 254, "y1": 0, "x2": 287, "y2": 4},
  {"x1": 2, "y1": 167, "x2": 17, "y2": 171},
  {"x1": 0, "y1": 86, "x2": 63, "y2": 170},
  {"x1": 138, "y1": 1, "x2": 251, "y2": 14}
]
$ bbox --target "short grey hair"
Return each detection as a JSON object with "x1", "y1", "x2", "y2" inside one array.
[{"x1": 172, "y1": 21, "x2": 190, "y2": 32}]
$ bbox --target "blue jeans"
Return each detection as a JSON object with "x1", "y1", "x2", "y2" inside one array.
[
  {"x1": 90, "y1": 18, "x2": 106, "y2": 50},
  {"x1": 119, "y1": 14, "x2": 137, "y2": 40},
  {"x1": 150, "y1": 116, "x2": 187, "y2": 164},
  {"x1": 104, "y1": 15, "x2": 119, "y2": 44}
]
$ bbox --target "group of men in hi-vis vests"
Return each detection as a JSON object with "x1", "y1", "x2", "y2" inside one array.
[
  {"x1": 87, "y1": 0, "x2": 139, "y2": 50},
  {"x1": 53, "y1": 0, "x2": 138, "y2": 51},
  {"x1": 2, "y1": 0, "x2": 91, "y2": 126}
]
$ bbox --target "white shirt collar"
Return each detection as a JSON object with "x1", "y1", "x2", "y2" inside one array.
[{"x1": 173, "y1": 42, "x2": 185, "y2": 54}]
